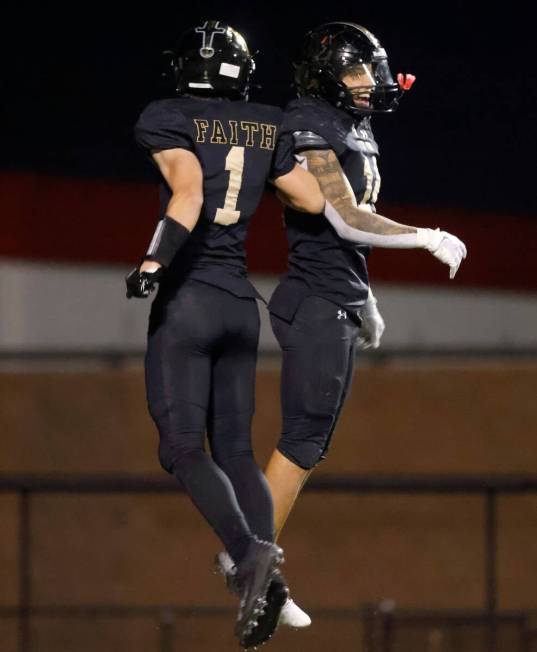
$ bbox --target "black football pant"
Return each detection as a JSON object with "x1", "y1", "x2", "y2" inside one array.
[
  {"x1": 270, "y1": 296, "x2": 360, "y2": 470},
  {"x1": 145, "y1": 280, "x2": 274, "y2": 563}
]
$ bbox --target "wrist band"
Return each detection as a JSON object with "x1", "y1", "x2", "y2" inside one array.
[{"x1": 145, "y1": 216, "x2": 191, "y2": 268}]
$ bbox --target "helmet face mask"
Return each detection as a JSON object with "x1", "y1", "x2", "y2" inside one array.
[
  {"x1": 295, "y1": 22, "x2": 403, "y2": 117},
  {"x1": 170, "y1": 21, "x2": 255, "y2": 100}
]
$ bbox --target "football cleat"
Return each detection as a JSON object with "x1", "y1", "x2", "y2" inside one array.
[
  {"x1": 240, "y1": 570, "x2": 289, "y2": 648},
  {"x1": 232, "y1": 538, "x2": 284, "y2": 647},
  {"x1": 216, "y1": 551, "x2": 310, "y2": 631},
  {"x1": 215, "y1": 550, "x2": 240, "y2": 594},
  {"x1": 279, "y1": 598, "x2": 312, "y2": 628}
]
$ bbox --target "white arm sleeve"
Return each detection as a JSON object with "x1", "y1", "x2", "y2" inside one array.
[{"x1": 324, "y1": 200, "x2": 438, "y2": 250}]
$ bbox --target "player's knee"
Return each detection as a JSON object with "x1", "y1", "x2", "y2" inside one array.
[
  {"x1": 211, "y1": 436, "x2": 253, "y2": 467},
  {"x1": 158, "y1": 439, "x2": 204, "y2": 477},
  {"x1": 277, "y1": 416, "x2": 333, "y2": 470},
  {"x1": 277, "y1": 437, "x2": 326, "y2": 470}
]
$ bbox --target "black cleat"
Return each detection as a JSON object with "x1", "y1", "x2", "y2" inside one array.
[
  {"x1": 233, "y1": 537, "x2": 284, "y2": 648},
  {"x1": 215, "y1": 551, "x2": 240, "y2": 595},
  {"x1": 240, "y1": 570, "x2": 289, "y2": 649}
]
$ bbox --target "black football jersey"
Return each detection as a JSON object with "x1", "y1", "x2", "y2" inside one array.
[
  {"x1": 135, "y1": 97, "x2": 294, "y2": 297},
  {"x1": 268, "y1": 96, "x2": 380, "y2": 322}
]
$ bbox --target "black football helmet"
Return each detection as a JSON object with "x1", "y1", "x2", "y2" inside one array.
[
  {"x1": 164, "y1": 21, "x2": 255, "y2": 100},
  {"x1": 294, "y1": 22, "x2": 414, "y2": 117}
]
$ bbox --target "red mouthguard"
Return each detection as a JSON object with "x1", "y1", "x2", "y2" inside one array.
[{"x1": 397, "y1": 73, "x2": 416, "y2": 90}]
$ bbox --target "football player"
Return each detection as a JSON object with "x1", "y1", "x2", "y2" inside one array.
[
  {"x1": 127, "y1": 21, "x2": 326, "y2": 648},
  {"x1": 261, "y1": 22, "x2": 467, "y2": 624},
  {"x1": 217, "y1": 21, "x2": 467, "y2": 632}
]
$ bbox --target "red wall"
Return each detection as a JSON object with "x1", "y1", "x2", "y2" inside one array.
[{"x1": 2, "y1": 171, "x2": 536, "y2": 290}]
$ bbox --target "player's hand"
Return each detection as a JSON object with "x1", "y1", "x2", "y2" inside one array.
[
  {"x1": 418, "y1": 228, "x2": 467, "y2": 279},
  {"x1": 125, "y1": 265, "x2": 164, "y2": 299},
  {"x1": 358, "y1": 290, "x2": 385, "y2": 350}
]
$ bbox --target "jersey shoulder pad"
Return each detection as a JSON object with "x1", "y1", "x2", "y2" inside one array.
[
  {"x1": 134, "y1": 99, "x2": 194, "y2": 151},
  {"x1": 292, "y1": 130, "x2": 330, "y2": 151},
  {"x1": 282, "y1": 97, "x2": 352, "y2": 156}
]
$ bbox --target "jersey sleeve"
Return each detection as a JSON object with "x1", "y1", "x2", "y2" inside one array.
[
  {"x1": 270, "y1": 130, "x2": 296, "y2": 180},
  {"x1": 134, "y1": 100, "x2": 194, "y2": 152},
  {"x1": 292, "y1": 130, "x2": 331, "y2": 152}
]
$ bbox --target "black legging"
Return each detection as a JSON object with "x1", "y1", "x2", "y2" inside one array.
[{"x1": 145, "y1": 280, "x2": 274, "y2": 562}]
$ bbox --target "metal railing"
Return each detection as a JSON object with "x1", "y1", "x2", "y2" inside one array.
[
  {"x1": 2, "y1": 474, "x2": 537, "y2": 652},
  {"x1": 2, "y1": 347, "x2": 537, "y2": 369},
  {"x1": 360, "y1": 605, "x2": 537, "y2": 652}
]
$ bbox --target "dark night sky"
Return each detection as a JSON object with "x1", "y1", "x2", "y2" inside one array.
[{"x1": 3, "y1": 1, "x2": 535, "y2": 214}]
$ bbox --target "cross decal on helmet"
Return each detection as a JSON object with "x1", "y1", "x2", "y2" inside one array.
[{"x1": 195, "y1": 21, "x2": 227, "y2": 59}]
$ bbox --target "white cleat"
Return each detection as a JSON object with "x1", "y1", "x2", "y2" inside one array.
[
  {"x1": 215, "y1": 550, "x2": 235, "y2": 575},
  {"x1": 278, "y1": 598, "x2": 312, "y2": 628}
]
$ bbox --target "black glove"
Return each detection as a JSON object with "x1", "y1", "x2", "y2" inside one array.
[{"x1": 125, "y1": 266, "x2": 164, "y2": 299}]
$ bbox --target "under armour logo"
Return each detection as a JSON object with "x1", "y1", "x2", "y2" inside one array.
[
  {"x1": 195, "y1": 21, "x2": 227, "y2": 59},
  {"x1": 337, "y1": 310, "x2": 347, "y2": 320}
]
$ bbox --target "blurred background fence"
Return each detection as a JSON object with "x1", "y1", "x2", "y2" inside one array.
[
  {"x1": 2, "y1": 473, "x2": 537, "y2": 652},
  {"x1": 2, "y1": 353, "x2": 537, "y2": 652}
]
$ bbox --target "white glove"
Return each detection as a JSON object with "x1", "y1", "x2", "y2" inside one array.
[
  {"x1": 417, "y1": 228, "x2": 467, "y2": 279},
  {"x1": 358, "y1": 289, "x2": 385, "y2": 350}
]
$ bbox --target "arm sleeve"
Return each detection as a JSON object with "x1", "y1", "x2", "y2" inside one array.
[
  {"x1": 324, "y1": 200, "x2": 423, "y2": 249},
  {"x1": 134, "y1": 100, "x2": 194, "y2": 152}
]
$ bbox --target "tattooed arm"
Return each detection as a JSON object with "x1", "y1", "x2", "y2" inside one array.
[
  {"x1": 303, "y1": 148, "x2": 417, "y2": 239},
  {"x1": 301, "y1": 148, "x2": 467, "y2": 278}
]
